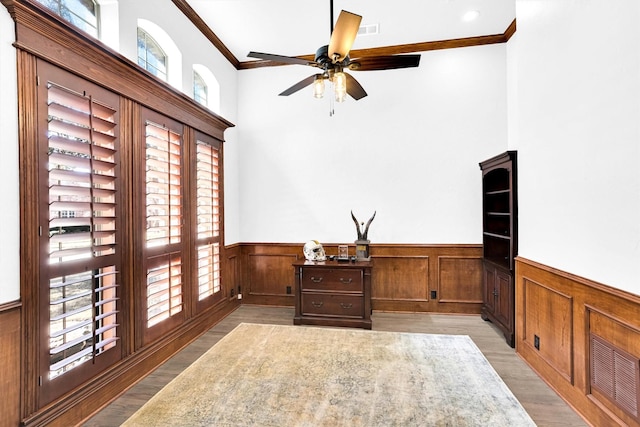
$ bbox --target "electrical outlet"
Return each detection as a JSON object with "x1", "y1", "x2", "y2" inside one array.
[
  {"x1": 237, "y1": 293, "x2": 242, "y2": 300},
  {"x1": 534, "y1": 335, "x2": 540, "y2": 350},
  {"x1": 286, "y1": 286, "x2": 292, "y2": 294},
  {"x1": 230, "y1": 288, "x2": 234, "y2": 297},
  {"x1": 430, "y1": 290, "x2": 437, "y2": 299}
]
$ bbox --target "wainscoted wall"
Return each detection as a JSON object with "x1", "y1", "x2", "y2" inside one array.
[
  {"x1": 516, "y1": 257, "x2": 640, "y2": 426},
  {"x1": 231, "y1": 243, "x2": 484, "y2": 314},
  {"x1": 0, "y1": 300, "x2": 21, "y2": 427}
]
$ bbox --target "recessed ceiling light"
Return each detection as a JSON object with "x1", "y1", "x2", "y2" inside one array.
[{"x1": 462, "y1": 10, "x2": 480, "y2": 22}]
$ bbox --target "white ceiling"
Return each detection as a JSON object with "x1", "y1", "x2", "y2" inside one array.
[{"x1": 188, "y1": 0, "x2": 516, "y2": 63}]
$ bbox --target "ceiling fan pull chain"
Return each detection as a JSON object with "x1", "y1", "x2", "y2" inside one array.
[{"x1": 329, "y1": 82, "x2": 335, "y2": 116}]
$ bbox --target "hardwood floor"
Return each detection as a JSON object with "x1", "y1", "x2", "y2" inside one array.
[{"x1": 83, "y1": 306, "x2": 589, "y2": 426}]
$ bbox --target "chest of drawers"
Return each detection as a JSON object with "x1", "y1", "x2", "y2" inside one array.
[{"x1": 293, "y1": 260, "x2": 372, "y2": 329}]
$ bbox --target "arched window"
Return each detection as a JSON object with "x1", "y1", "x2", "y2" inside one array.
[
  {"x1": 137, "y1": 20, "x2": 182, "y2": 89},
  {"x1": 193, "y1": 71, "x2": 208, "y2": 107},
  {"x1": 193, "y1": 64, "x2": 220, "y2": 114},
  {"x1": 137, "y1": 28, "x2": 167, "y2": 81},
  {"x1": 35, "y1": 0, "x2": 99, "y2": 38}
]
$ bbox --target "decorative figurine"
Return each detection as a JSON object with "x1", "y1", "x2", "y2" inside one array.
[{"x1": 351, "y1": 210, "x2": 376, "y2": 260}]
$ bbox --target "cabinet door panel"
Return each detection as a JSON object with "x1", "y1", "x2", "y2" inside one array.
[
  {"x1": 483, "y1": 264, "x2": 497, "y2": 314},
  {"x1": 494, "y1": 269, "x2": 513, "y2": 327}
]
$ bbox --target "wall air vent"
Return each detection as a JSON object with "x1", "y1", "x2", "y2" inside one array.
[
  {"x1": 358, "y1": 23, "x2": 379, "y2": 36},
  {"x1": 590, "y1": 333, "x2": 640, "y2": 422}
]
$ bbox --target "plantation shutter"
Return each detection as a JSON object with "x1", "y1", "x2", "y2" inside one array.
[
  {"x1": 143, "y1": 118, "x2": 184, "y2": 330},
  {"x1": 194, "y1": 135, "x2": 222, "y2": 307},
  {"x1": 40, "y1": 62, "x2": 122, "y2": 402}
]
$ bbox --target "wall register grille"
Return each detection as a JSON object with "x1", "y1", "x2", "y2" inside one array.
[{"x1": 590, "y1": 333, "x2": 640, "y2": 422}]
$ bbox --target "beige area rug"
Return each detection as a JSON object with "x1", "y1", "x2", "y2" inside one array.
[{"x1": 123, "y1": 323, "x2": 536, "y2": 426}]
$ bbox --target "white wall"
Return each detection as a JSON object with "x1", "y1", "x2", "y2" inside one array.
[
  {"x1": 512, "y1": 0, "x2": 640, "y2": 294},
  {"x1": 236, "y1": 44, "x2": 508, "y2": 244},
  {"x1": 0, "y1": 7, "x2": 20, "y2": 304}
]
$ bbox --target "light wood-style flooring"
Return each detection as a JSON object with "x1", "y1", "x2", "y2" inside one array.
[{"x1": 83, "y1": 306, "x2": 589, "y2": 426}]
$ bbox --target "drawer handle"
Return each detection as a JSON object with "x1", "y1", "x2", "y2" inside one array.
[
  {"x1": 310, "y1": 277, "x2": 323, "y2": 283},
  {"x1": 311, "y1": 301, "x2": 324, "y2": 308},
  {"x1": 340, "y1": 303, "x2": 353, "y2": 309},
  {"x1": 339, "y1": 278, "x2": 353, "y2": 284}
]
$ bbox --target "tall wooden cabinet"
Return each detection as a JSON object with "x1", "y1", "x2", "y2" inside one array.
[{"x1": 479, "y1": 151, "x2": 517, "y2": 347}]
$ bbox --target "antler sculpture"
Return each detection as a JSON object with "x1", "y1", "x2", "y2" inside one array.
[{"x1": 351, "y1": 210, "x2": 376, "y2": 241}]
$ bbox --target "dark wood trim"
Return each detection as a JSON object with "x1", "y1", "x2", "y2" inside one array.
[
  {"x1": 515, "y1": 256, "x2": 640, "y2": 427},
  {"x1": 239, "y1": 19, "x2": 518, "y2": 70},
  {"x1": 171, "y1": 0, "x2": 240, "y2": 69},
  {"x1": 176, "y1": 0, "x2": 519, "y2": 72},
  {"x1": 504, "y1": 18, "x2": 517, "y2": 41},
  {"x1": 0, "y1": 305, "x2": 21, "y2": 426},
  {"x1": 2, "y1": 0, "x2": 234, "y2": 138},
  {"x1": 0, "y1": 299, "x2": 21, "y2": 312},
  {"x1": 16, "y1": 47, "x2": 41, "y2": 419}
]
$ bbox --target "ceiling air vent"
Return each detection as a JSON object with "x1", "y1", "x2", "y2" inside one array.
[{"x1": 358, "y1": 23, "x2": 379, "y2": 36}]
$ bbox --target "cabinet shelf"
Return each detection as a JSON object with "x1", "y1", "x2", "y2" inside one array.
[
  {"x1": 487, "y1": 211, "x2": 510, "y2": 217},
  {"x1": 485, "y1": 189, "x2": 510, "y2": 195},
  {"x1": 483, "y1": 232, "x2": 511, "y2": 240}
]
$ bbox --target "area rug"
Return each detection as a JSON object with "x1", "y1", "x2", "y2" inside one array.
[{"x1": 122, "y1": 323, "x2": 536, "y2": 426}]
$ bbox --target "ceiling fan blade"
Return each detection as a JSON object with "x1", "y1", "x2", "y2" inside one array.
[
  {"x1": 348, "y1": 55, "x2": 422, "y2": 71},
  {"x1": 328, "y1": 11, "x2": 362, "y2": 63},
  {"x1": 279, "y1": 74, "x2": 320, "y2": 96},
  {"x1": 248, "y1": 51, "x2": 317, "y2": 67},
  {"x1": 345, "y1": 73, "x2": 367, "y2": 100}
]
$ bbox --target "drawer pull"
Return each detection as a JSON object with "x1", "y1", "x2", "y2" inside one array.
[
  {"x1": 339, "y1": 278, "x2": 353, "y2": 284},
  {"x1": 340, "y1": 303, "x2": 353, "y2": 309},
  {"x1": 311, "y1": 301, "x2": 324, "y2": 308},
  {"x1": 310, "y1": 277, "x2": 323, "y2": 283}
]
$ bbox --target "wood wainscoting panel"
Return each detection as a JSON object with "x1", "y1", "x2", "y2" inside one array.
[
  {"x1": 240, "y1": 244, "x2": 302, "y2": 305},
  {"x1": 248, "y1": 253, "x2": 298, "y2": 297},
  {"x1": 516, "y1": 257, "x2": 640, "y2": 427},
  {"x1": 371, "y1": 256, "x2": 429, "y2": 301},
  {"x1": 0, "y1": 301, "x2": 21, "y2": 427},
  {"x1": 223, "y1": 244, "x2": 241, "y2": 300},
  {"x1": 236, "y1": 243, "x2": 483, "y2": 314},
  {"x1": 438, "y1": 256, "x2": 483, "y2": 304},
  {"x1": 522, "y1": 278, "x2": 574, "y2": 383}
]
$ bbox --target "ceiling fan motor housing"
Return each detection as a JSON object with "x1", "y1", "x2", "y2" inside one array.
[{"x1": 315, "y1": 45, "x2": 331, "y2": 65}]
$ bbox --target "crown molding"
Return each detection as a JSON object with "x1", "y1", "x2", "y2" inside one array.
[
  {"x1": 171, "y1": 0, "x2": 241, "y2": 69},
  {"x1": 238, "y1": 18, "x2": 517, "y2": 70}
]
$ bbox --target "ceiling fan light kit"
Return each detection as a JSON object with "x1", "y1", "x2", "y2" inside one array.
[{"x1": 247, "y1": 4, "x2": 421, "y2": 111}]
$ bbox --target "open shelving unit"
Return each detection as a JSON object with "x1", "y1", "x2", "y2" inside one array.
[{"x1": 479, "y1": 151, "x2": 517, "y2": 347}]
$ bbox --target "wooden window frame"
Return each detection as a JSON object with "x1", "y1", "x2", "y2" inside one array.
[
  {"x1": 135, "y1": 108, "x2": 187, "y2": 346},
  {"x1": 137, "y1": 27, "x2": 168, "y2": 81},
  {"x1": 5, "y1": 0, "x2": 234, "y2": 420},
  {"x1": 192, "y1": 132, "x2": 223, "y2": 312},
  {"x1": 36, "y1": 60, "x2": 124, "y2": 405}
]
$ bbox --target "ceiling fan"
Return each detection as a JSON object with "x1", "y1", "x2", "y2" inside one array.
[{"x1": 247, "y1": 2, "x2": 421, "y2": 102}]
